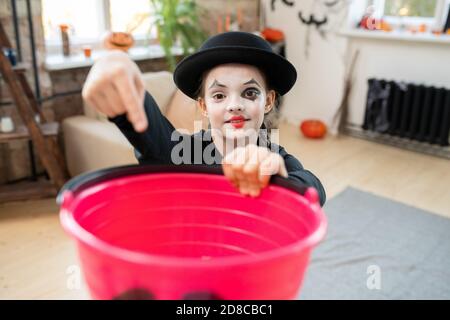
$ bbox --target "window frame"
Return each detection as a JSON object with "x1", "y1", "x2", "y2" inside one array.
[
  {"x1": 369, "y1": 0, "x2": 449, "y2": 27},
  {"x1": 43, "y1": 0, "x2": 157, "y2": 55}
]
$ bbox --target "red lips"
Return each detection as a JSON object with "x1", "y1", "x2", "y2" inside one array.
[{"x1": 225, "y1": 116, "x2": 249, "y2": 129}]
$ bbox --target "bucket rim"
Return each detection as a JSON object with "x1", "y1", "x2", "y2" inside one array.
[{"x1": 58, "y1": 164, "x2": 327, "y2": 268}]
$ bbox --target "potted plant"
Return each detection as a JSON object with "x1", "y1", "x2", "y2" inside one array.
[{"x1": 149, "y1": 0, "x2": 208, "y2": 71}]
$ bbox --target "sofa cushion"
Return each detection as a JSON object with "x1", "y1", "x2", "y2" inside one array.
[
  {"x1": 141, "y1": 71, "x2": 177, "y2": 115},
  {"x1": 83, "y1": 99, "x2": 108, "y2": 122},
  {"x1": 165, "y1": 90, "x2": 209, "y2": 134},
  {"x1": 62, "y1": 115, "x2": 137, "y2": 176}
]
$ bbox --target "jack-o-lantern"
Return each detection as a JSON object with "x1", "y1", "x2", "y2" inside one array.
[{"x1": 103, "y1": 32, "x2": 135, "y2": 52}]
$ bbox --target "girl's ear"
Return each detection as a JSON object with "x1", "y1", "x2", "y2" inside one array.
[
  {"x1": 265, "y1": 90, "x2": 276, "y2": 114},
  {"x1": 197, "y1": 97, "x2": 208, "y2": 117}
]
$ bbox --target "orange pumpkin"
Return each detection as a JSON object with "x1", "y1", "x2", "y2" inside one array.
[
  {"x1": 300, "y1": 120, "x2": 327, "y2": 139},
  {"x1": 261, "y1": 28, "x2": 285, "y2": 42},
  {"x1": 103, "y1": 32, "x2": 135, "y2": 52}
]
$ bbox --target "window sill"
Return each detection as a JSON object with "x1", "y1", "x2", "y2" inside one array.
[
  {"x1": 339, "y1": 29, "x2": 450, "y2": 45},
  {"x1": 44, "y1": 45, "x2": 184, "y2": 71}
]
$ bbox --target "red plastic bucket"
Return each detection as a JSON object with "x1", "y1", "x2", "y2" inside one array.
[{"x1": 58, "y1": 165, "x2": 327, "y2": 300}]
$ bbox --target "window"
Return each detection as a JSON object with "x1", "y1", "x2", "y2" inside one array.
[
  {"x1": 41, "y1": 0, "x2": 156, "y2": 51},
  {"x1": 369, "y1": 0, "x2": 450, "y2": 26},
  {"x1": 383, "y1": 0, "x2": 438, "y2": 18},
  {"x1": 109, "y1": 0, "x2": 155, "y2": 37},
  {"x1": 42, "y1": 0, "x2": 105, "y2": 43}
]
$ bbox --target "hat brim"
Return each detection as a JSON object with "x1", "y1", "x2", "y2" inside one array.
[{"x1": 173, "y1": 46, "x2": 297, "y2": 99}]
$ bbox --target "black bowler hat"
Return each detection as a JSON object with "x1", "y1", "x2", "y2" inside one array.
[{"x1": 173, "y1": 31, "x2": 297, "y2": 99}]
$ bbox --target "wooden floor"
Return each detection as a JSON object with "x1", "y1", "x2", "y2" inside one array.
[{"x1": 1, "y1": 121, "x2": 449, "y2": 299}]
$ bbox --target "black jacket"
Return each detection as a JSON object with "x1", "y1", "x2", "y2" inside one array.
[{"x1": 109, "y1": 92, "x2": 326, "y2": 206}]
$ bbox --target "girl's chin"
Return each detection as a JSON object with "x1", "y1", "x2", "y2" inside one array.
[{"x1": 221, "y1": 126, "x2": 259, "y2": 140}]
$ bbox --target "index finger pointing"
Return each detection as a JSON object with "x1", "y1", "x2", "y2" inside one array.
[{"x1": 114, "y1": 73, "x2": 147, "y2": 132}]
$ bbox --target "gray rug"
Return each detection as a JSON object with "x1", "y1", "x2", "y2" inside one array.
[{"x1": 298, "y1": 187, "x2": 450, "y2": 300}]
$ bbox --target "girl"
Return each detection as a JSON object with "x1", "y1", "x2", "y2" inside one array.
[{"x1": 82, "y1": 31, "x2": 326, "y2": 205}]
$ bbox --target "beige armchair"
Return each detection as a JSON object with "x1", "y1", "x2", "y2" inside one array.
[{"x1": 62, "y1": 71, "x2": 208, "y2": 177}]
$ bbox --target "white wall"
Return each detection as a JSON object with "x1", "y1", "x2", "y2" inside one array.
[
  {"x1": 264, "y1": 0, "x2": 450, "y2": 132},
  {"x1": 262, "y1": 0, "x2": 349, "y2": 133}
]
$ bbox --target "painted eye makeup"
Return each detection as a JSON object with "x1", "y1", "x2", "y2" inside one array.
[
  {"x1": 243, "y1": 87, "x2": 260, "y2": 100},
  {"x1": 209, "y1": 87, "x2": 260, "y2": 101}
]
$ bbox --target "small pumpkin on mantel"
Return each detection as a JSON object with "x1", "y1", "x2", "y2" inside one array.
[{"x1": 300, "y1": 120, "x2": 327, "y2": 139}]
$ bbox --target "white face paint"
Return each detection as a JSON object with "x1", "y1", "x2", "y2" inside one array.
[{"x1": 201, "y1": 63, "x2": 274, "y2": 143}]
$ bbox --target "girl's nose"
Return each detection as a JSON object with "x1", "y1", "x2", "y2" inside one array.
[{"x1": 226, "y1": 104, "x2": 243, "y2": 112}]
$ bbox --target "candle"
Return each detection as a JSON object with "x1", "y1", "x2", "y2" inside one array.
[
  {"x1": 59, "y1": 24, "x2": 70, "y2": 56},
  {"x1": 237, "y1": 7, "x2": 242, "y2": 27},
  {"x1": 225, "y1": 13, "x2": 230, "y2": 32},
  {"x1": 83, "y1": 45, "x2": 92, "y2": 59},
  {"x1": 217, "y1": 16, "x2": 223, "y2": 33}
]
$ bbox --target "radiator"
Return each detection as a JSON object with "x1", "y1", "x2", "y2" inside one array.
[{"x1": 362, "y1": 79, "x2": 450, "y2": 147}]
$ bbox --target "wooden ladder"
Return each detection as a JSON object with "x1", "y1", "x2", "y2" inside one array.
[{"x1": 0, "y1": 20, "x2": 68, "y2": 199}]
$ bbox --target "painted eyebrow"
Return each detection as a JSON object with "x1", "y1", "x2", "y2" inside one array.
[
  {"x1": 243, "y1": 79, "x2": 261, "y2": 88},
  {"x1": 208, "y1": 80, "x2": 226, "y2": 89},
  {"x1": 208, "y1": 78, "x2": 261, "y2": 89}
]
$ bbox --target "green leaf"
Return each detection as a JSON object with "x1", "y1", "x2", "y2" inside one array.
[{"x1": 148, "y1": 0, "x2": 207, "y2": 71}]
